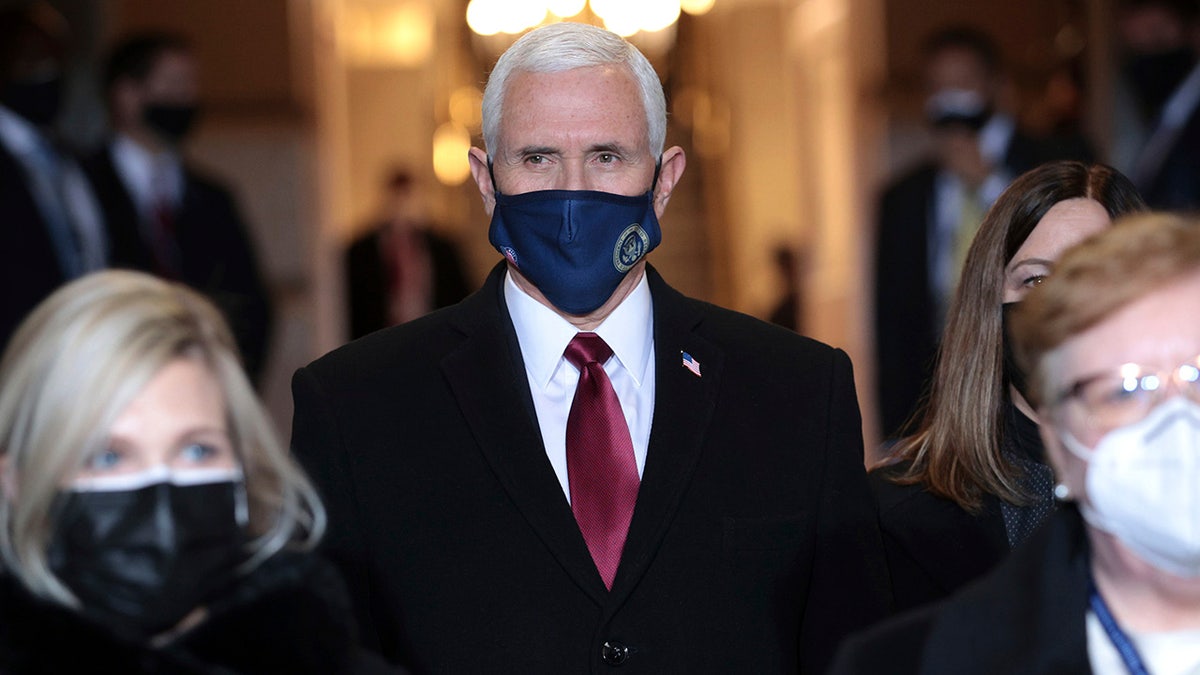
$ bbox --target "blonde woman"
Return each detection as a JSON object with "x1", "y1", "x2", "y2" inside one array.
[{"x1": 0, "y1": 271, "x2": 393, "y2": 673}]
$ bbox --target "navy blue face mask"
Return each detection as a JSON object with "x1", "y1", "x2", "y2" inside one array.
[{"x1": 487, "y1": 161, "x2": 661, "y2": 315}]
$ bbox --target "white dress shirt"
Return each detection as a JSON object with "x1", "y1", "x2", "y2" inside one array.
[
  {"x1": 1086, "y1": 610, "x2": 1200, "y2": 675},
  {"x1": 110, "y1": 133, "x2": 184, "y2": 223},
  {"x1": 1133, "y1": 63, "x2": 1200, "y2": 191},
  {"x1": 930, "y1": 113, "x2": 1014, "y2": 320},
  {"x1": 505, "y1": 268, "x2": 656, "y2": 503}
]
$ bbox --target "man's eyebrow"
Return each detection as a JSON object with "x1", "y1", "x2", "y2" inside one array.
[
  {"x1": 509, "y1": 143, "x2": 633, "y2": 157},
  {"x1": 588, "y1": 142, "x2": 627, "y2": 153},
  {"x1": 512, "y1": 145, "x2": 559, "y2": 156}
]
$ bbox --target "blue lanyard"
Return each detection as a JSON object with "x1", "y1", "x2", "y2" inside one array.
[{"x1": 1089, "y1": 579, "x2": 1151, "y2": 675}]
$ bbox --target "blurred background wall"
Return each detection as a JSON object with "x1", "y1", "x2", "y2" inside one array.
[{"x1": 27, "y1": 0, "x2": 1119, "y2": 447}]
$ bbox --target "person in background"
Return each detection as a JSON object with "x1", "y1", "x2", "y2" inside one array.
[
  {"x1": 874, "y1": 26, "x2": 1094, "y2": 439},
  {"x1": 767, "y1": 243, "x2": 808, "y2": 333},
  {"x1": 0, "y1": 270, "x2": 395, "y2": 674},
  {"x1": 833, "y1": 213, "x2": 1200, "y2": 674},
  {"x1": 1113, "y1": 0, "x2": 1200, "y2": 212},
  {"x1": 0, "y1": 3, "x2": 106, "y2": 353},
  {"x1": 84, "y1": 32, "x2": 273, "y2": 384},
  {"x1": 872, "y1": 162, "x2": 1145, "y2": 612},
  {"x1": 292, "y1": 21, "x2": 889, "y2": 674},
  {"x1": 344, "y1": 167, "x2": 471, "y2": 340}
]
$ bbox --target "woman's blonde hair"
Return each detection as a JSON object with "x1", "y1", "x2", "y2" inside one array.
[
  {"x1": 883, "y1": 162, "x2": 1145, "y2": 512},
  {"x1": 0, "y1": 270, "x2": 324, "y2": 605},
  {"x1": 1012, "y1": 213, "x2": 1200, "y2": 409}
]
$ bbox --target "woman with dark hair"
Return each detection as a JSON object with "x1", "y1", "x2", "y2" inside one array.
[
  {"x1": 874, "y1": 161, "x2": 1146, "y2": 611},
  {"x1": 835, "y1": 213, "x2": 1200, "y2": 674}
]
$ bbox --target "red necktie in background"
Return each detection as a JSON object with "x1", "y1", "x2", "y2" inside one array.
[
  {"x1": 148, "y1": 164, "x2": 180, "y2": 279},
  {"x1": 564, "y1": 332, "x2": 640, "y2": 590}
]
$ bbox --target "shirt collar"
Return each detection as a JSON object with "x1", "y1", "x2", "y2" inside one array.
[
  {"x1": 111, "y1": 133, "x2": 183, "y2": 208},
  {"x1": 504, "y1": 267, "x2": 654, "y2": 389},
  {"x1": 978, "y1": 112, "x2": 1015, "y2": 166},
  {"x1": 0, "y1": 105, "x2": 46, "y2": 159},
  {"x1": 1162, "y1": 63, "x2": 1200, "y2": 130}
]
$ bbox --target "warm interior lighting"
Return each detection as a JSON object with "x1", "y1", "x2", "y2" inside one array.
[
  {"x1": 466, "y1": 0, "x2": 501, "y2": 36},
  {"x1": 468, "y1": 0, "x2": 548, "y2": 36},
  {"x1": 433, "y1": 122, "x2": 473, "y2": 186},
  {"x1": 449, "y1": 86, "x2": 484, "y2": 129},
  {"x1": 466, "y1": 0, "x2": 713, "y2": 39},
  {"x1": 344, "y1": 1, "x2": 433, "y2": 67},
  {"x1": 640, "y1": 0, "x2": 682, "y2": 33},
  {"x1": 547, "y1": 0, "x2": 588, "y2": 18},
  {"x1": 501, "y1": 0, "x2": 548, "y2": 34}
]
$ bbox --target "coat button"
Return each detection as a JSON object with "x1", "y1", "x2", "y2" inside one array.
[{"x1": 601, "y1": 641, "x2": 629, "y2": 666}]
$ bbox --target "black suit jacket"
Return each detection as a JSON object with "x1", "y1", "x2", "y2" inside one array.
[
  {"x1": 1139, "y1": 99, "x2": 1200, "y2": 212},
  {"x1": 829, "y1": 506, "x2": 1092, "y2": 675},
  {"x1": 83, "y1": 145, "x2": 273, "y2": 381},
  {"x1": 0, "y1": 141, "x2": 72, "y2": 352},
  {"x1": 873, "y1": 130, "x2": 1093, "y2": 438},
  {"x1": 869, "y1": 463, "x2": 1008, "y2": 613},
  {"x1": 291, "y1": 263, "x2": 892, "y2": 674},
  {"x1": 344, "y1": 226, "x2": 472, "y2": 340}
]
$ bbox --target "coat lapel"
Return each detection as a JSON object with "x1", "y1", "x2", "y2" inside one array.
[
  {"x1": 441, "y1": 264, "x2": 609, "y2": 604},
  {"x1": 606, "y1": 267, "x2": 723, "y2": 607}
]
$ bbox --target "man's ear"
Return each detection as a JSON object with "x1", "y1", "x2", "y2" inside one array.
[
  {"x1": 468, "y1": 147, "x2": 496, "y2": 216},
  {"x1": 652, "y1": 146, "x2": 686, "y2": 219}
]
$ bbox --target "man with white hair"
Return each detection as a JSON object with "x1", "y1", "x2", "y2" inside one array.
[{"x1": 293, "y1": 21, "x2": 890, "y2": 673}]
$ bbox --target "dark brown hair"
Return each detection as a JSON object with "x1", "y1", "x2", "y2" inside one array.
[
  {"x1": 883, "y1": 161, "x2": 1146, "y2": 512},
  {"x1": 102, "y1": 31, "x2": 191, "y2": 94}
]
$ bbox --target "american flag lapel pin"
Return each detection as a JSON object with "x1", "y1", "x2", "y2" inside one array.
[{"x1": 680, "y1": 351, "x2": 701, "y2": 377}]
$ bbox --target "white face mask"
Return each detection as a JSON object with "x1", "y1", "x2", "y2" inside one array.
[{"x1": 1061, "y1": 396, "x2": 1200, "y2": 578}]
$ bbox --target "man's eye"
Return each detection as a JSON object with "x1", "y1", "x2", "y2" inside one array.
[
  {"x1": 525, "y1": 155, "x2": 545, "y2": 165},
  {"x1": 597, "y1": 153, "x2": 617, "y2": 163}
]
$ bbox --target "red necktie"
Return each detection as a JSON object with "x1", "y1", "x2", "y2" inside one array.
[
  {"x1": 148, "y1": 197, "x2": 179, "y2": 279},
  {"x1": 564, "y1": 333, "x2": 640, "y2": 590},
  {"x1": 148, "y1": 163, "x2": 180, "y2": 279}
]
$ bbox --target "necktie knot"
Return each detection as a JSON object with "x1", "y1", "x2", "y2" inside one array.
[{"x1": 564, "y1": 332, "x2": 613, "y2": 370}]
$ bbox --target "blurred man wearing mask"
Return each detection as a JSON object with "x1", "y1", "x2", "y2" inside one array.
[
  {"x1": 0, "y1": 3, "x2": 106, "y2": 352},
  {"x1": 873, "y1": 26, "x2": 1092, "y2": 439},
  {"x1": 84, "y1": 32, "x2": 273, "y2": 384},
  {"x1": 1114, "y1": 0, "x2": 1200, "y2": 211}
]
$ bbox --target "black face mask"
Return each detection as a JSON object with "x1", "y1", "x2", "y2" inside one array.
[
  {"x1": 0, "y1": 76, "x2": 63, "y2": 127},
  {"x1": 142, "y1": 103, "x2": 200, "y2": 144},
  {"x1": 1001, "y1": 301, "x2": 1031, "y2": 403},
  {"x1": 926, "y1": 88, "x2": 993, "y2": 132},
  {"x1": 1124, "y1": 48, "x2": 1197, "y2": 119},
  {"x1": 48, "y1": 474, "x2": 247, "y2": 638}
]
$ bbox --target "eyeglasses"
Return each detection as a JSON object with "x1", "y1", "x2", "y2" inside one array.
[{"x1": 1052, "y1": 357, "x2": 1200, "y2": 434}]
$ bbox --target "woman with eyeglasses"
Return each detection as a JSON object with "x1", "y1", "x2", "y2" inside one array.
[
  {"x1": 0, "y1": 271, "x2": 396, "y2": 673},
  {"x1": 873, "y1": 161, "x2": 1145, "y2": 611},
  {"x1": 833, "y1": 213, "x2": 1200, "y2": 674}
]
